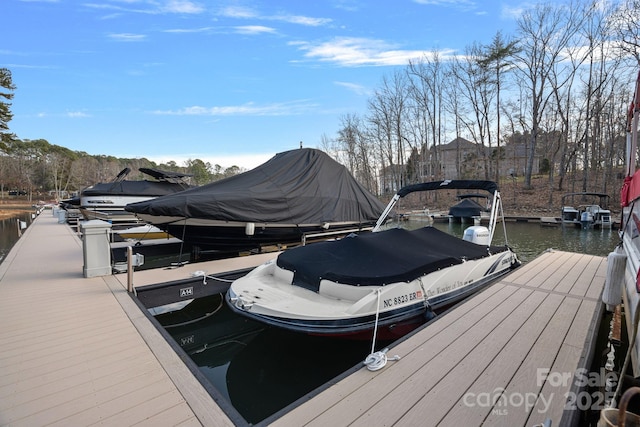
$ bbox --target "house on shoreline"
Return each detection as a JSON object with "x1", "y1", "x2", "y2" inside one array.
[{"x1": 379, "y1": 136, "x2": 542, "y2": 193}]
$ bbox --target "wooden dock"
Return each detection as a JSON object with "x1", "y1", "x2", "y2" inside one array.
[
  {"x1": 0, "y1": 211, "x2": 271, "y2": 426},
  {"x1": 270, "y1": 250, "x2": 607, "y2": 427},
  {"x1": 0, "y1": 210, "x2": 608, "y2": 426}
]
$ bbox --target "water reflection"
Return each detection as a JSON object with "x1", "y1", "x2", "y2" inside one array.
[
  {"x1": 423, "y1": 220, "x2": 618, "y2": 263},
  {"x1": 157, "y1": 220, "x2": 620, "y2": 424},
  {"x1": 0, "y1": 211, "x2": 34, "y2": 263},
  {"x1": 158, "y1": 295, "x2": 374, "y2": 424},
  {"x1": 221, "y1": 327, "x2": 371, "y2": 423}
]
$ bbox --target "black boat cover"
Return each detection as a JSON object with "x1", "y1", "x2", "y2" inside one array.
[
  {"x1": 277, "y1": 226, "x2": 509, "y2": 292},
  {"x1": 125, "y1": 148, "x2": 386, "y2": 224},
  {"x1": 82, "y1": 179, "x2": 190, "y2": 197},
  {"x1": 81, "y1": 167, "x2": 192, "y2": 197},
  {"x1": 448, "y1": 198, "x2": 486, "y2": 217},
  {"x1": 139, "y1": 167, "x2": 193, "y2": 181}
]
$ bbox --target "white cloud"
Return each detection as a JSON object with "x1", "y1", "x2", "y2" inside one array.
[
  {"x1": 164, "y1": 26, "x2": 215, "y2": 33},
  {"x1": 32, "y1": 111, "x2": 90, "y2": 118},
  {"x1": 332, "y1": 0, "x2": 361, "y2": 13},
  {"x1": 291, "y1": 37, "x2": 432, "y2": 67},
  {"x1": 271, "y1": 14, "x2": 331, "y2": 26},
  {"x1": 219, "y1": 6, "x2": 256, "y2": 19},
  {"x1": 85, "y1": 0, "x2": 204, "y2": 15},
  {"x1": 161, "y1": 0, "x2": 204, "y2": 14},
  {"x1": 108, "y1": 33, "x2": 147, "y2": 42},
  {"x1": 234, "y1": 25, "x2": 277, "y2": 35},
  {"x1": 412, "y1": 0, "x2": 477, "y2": 11},
  {"x1": 66, "y1": 111, "x2": 91, "y2": 118},
  {"x1": 152, "y1": 100, "x2": 317, "y2": 116},
  {"x1": 334, "y1": 81, "x2": 371, "y2": 96},
  {"x1": 501, "y1": 3, "x2": 532, "y2": 20},
  {"x1": 2, "y1": 63, "x2": 58, "y2": 69},
  {"x1": 218, "y1": 6, "x2": 331, "y2": 27}
]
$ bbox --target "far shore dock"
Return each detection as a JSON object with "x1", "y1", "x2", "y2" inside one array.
[{"x1": 0, "y1": 209, "x2": 608, "y2": 426}]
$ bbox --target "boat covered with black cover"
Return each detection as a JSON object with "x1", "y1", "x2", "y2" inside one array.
[
  {"x1": 80, "y1": 167, "x2": 193, "y2": 221},
  {"x1": 125, "y1": 148, "x2": 386, "y2": 251}
]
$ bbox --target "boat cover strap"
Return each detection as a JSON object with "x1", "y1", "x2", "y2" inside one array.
[{"x1": 277, "y1": 226, "x2": 508, "y2": 292}]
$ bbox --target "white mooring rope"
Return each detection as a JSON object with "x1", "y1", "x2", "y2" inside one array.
[
  {"x1": 363, "y1": 289, "x2": 401, "y2": 371},
  {"x1": 191, "y1": 270, "x2": 235, "y2": 285}
]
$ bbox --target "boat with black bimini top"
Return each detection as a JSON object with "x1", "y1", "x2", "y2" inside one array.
[
  {"x1": 561, "y1": 192, "x2": 612, "y2": 229},
  {"x1": 80, "y1": 167, "x2": 193, "y2": 223},
  {"x1": 226, "y1": 179, "x2": 521, "y2": 339}
]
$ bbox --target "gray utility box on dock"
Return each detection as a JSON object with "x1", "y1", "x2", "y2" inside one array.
[{"x1": 81, "y1": 220, "x2": 112, "y2": 278}]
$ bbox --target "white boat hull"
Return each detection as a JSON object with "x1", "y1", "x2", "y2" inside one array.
[
  {"x1": 227, "y1": 246, "x2": 518, "y2": 336},
  {"x1": 80, "y1": 195, "x2": 155, "y2": 222},
  {"x1": 81, "y1": 194, "x2": 154, "y2": 210}
]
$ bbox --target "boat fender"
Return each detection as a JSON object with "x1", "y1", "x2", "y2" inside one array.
[
  {"x1": 424, "y1": 306, "x2": 437, "y2": 322},
  {"x1": 603, "y1": 246, "x2": 626, "y2": 310}
]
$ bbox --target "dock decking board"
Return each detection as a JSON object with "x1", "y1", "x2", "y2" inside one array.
[
  {"x1": 439, "y1": 292, "x2": 564, "y2": 426},
  {"x1": 338, "y1": 288, "x2": 537, "y2": 427},
  {"x1": 272, "y1": 251, "x2": 607, "y2": 427}
]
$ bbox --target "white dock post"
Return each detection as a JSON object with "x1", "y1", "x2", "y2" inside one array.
[
  {"x1": 80, "y1": 220, "x2": 112, "y2": 277},
  {"x1": 57, "y1": 209, "x2": 66, "y2": 224}
]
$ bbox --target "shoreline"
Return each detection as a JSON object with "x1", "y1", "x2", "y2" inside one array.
[{"x1": 0, "y1": 202, "x2": 40, "y2": 221}]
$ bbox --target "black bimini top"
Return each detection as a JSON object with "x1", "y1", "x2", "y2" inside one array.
[
  {"x1": 81, "y1": 180, "x2": 190, "y2": 197},
  {"x1": 277, "y1": 226, "x2": 508, "y2": 292}
]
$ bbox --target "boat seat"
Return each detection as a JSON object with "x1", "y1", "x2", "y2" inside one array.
[{"x1": 277, "y1": 226, "x2": 508, "y2": 292}]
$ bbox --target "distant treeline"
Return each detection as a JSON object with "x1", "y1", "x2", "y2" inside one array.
[{"x1": 0, "y1": 138, "x2": 244, "y2": 200}]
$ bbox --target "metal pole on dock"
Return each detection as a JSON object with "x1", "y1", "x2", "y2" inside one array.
[{"x1": 127, "y1": 246, "x2": 134, "y2": 293}]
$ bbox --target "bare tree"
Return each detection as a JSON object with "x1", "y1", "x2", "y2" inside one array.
[
  {"x1": 545, "y1": 1, "x2": 606, "y2": 193},
  {"x1": 367, "y1": 71, "x2": 410, "y2": 193},
  {"x1": 609, "y1": 0, "x2": 640, "y2": 65},
  {"x1": 514, "y1": 1, "x2": 587, "y2": 189},
  {"x1": 478, "y1": 31, "x2": 519, "y2": 184},
  {"x1": 406, "y1": 51, "x2": 445, "y2": 181},
  {"x1": 334, "y1": 114, "x2": 378, "y2": 193},
  {"x1": 47, "y1": 145, "x2": 78, "y2": 201},
  {"x1": 450, "y1": 42, "x2": 495, "y2": 179}
]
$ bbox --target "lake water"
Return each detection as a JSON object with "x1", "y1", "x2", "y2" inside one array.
[
  {"x1": 153, "y1": 220, "x2": 620, "y2": 424},
  {"x1": 432, "y1": 219, "x2": 619, "y2": 262},
  {"x1": 0, "y1": 210, "x2": 35, "y2": 264}
]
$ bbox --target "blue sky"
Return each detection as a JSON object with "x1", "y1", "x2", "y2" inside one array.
[{"x1": 2, "y1": 0, "x2": 526, "y2": 169}]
